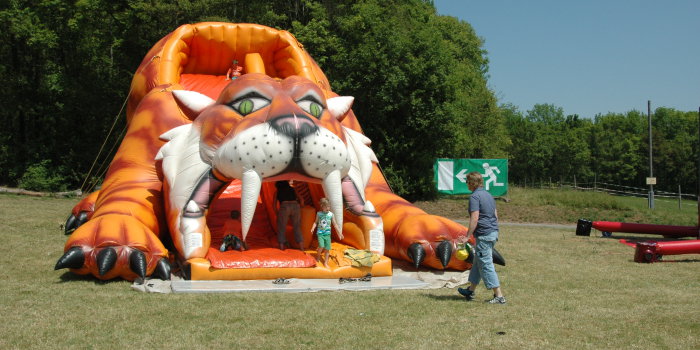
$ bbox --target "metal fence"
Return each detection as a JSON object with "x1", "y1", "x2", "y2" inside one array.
[{"x1": 516, "y1": 178, "x2": 698, "y2": 209}]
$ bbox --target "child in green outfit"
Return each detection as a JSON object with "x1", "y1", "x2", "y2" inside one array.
[{"x1": 310, "y1": 198, "x2": 343, "y2": 268}]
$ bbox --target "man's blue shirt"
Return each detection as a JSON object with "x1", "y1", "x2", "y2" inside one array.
[{"x1": 469, "y1": 187, "x2": 499, "y2": 237}]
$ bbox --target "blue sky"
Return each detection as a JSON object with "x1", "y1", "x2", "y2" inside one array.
[{"x1": 433, "y1": 0, "x2": 700, "y2": 118}]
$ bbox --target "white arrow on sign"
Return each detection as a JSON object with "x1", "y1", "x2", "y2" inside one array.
[{"x1": 456, "y1": 169, "x2": 468, "y2": 183}]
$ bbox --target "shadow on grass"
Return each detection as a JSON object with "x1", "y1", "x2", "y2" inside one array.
[
  {"x1": 56, "y1": 271, "x2": 122, "y2": 285},
  {"x1": 606, "y1": 234, "x2": 696, "y2": 242},
  {"x1": 641, "y1": 258, "x2": 700, "y2": 264},
  {"x1": 421, "y1": 293, "x2": 465, "y2": 302}
]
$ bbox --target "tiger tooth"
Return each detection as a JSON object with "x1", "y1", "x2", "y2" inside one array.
[
  {"x1": 322, "y1": 170, "x2": 344, "y2": 234},
  {"x1": 185, "y1": 200, "x2": 200, "y2": 214},
  {"x1": 240, "y1": 170, "x2": 262, "y2": 242},
  {"x1": 364, "y1": 200, "x2": 376, "y2": 213}
]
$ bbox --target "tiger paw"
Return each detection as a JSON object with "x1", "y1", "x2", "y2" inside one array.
[
  {"x1": 55, "y1": 214, "x2": 170, "y2": 281},
  {"x1": 64, "y1": 191, "x2": 100, "y2": 235},
  {"x1": 394, "y1": 214, "x2": 505, "y2": 270}
]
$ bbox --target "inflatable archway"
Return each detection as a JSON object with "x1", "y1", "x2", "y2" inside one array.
[{"x1": 56, "y1": 23, "x2": 478, "y2": 281}]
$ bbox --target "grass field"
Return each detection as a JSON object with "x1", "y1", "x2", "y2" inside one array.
[
  {"x1": 416, "y1": 186, "x2": 699, "y2": 226},
  {"x1": 1, "y1": 190, "x2": 699, "y2": 349}
]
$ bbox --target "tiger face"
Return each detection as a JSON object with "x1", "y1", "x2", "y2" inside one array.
[
  {"x1": 194, "y1": 73, "x2": 351, "y2": 183},
  {"x1": 158, "y1": 73, "x2": 374, "y2": 259}
]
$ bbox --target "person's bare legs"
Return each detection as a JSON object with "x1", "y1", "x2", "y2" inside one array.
[{"x1": 323, "y1": 249, "x2": 330, "y2": 268}]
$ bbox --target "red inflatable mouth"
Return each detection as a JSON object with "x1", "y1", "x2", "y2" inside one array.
[{"x1": 203, "y1": 179, "x2": 317, "y2": 269}]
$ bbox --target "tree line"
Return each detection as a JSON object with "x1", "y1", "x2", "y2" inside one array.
[
  {"x1": 504, "y1": 104, "x2": 698, "y2": 196},
  {"x1": 1, "y1": 0, "x2": 696, "y2": 200}
]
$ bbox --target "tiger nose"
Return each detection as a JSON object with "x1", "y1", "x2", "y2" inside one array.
[{"x1": 269, "y1": 114, "x2": 318, "y2": 139}]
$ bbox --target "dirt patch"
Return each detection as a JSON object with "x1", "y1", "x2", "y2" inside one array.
[
  {"x1": 413, "y1": 199, "x2": 468, "y2": 219},
  {"x1": 413, "y1": 197, "x2": 577, "y2": 226}
]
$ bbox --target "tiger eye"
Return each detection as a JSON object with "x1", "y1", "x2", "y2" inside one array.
[
  {"x1": 239, "y1": 100, "x2": 253, "y2": 115},
  {"x1": 310, "y1": 102, "x2": 322, "y2": 118}
]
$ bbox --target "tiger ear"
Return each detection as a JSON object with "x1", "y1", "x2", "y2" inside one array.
[
  {"x1": 327, "y1": 96, "x2": 354, "y2": 122},
  {"x1": 172, "y1": 90, "x2": 216, "y2": 119}
]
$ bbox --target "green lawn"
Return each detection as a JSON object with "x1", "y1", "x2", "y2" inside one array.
[
  {"x1": 417, "y1": 186, "x2": 698, "y2": 227},
  {"x1": 1, "y1": 193, "x2": 698, "y2": 349}
]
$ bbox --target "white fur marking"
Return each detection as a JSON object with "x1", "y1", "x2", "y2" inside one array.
[
  {"x1": 327, "y1": 96, "x2": 354, "y2": 120},
  {"x1": 172, "y1": 90, "x2": 215, "y2": 114}
]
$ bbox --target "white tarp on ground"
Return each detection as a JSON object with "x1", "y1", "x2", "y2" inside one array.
[
  {"x1": 390, "y1": 260, "x2": 470, "y2": 289},
  {"x1": 131, "y1": 260, "x2": 470, "y2": 294}
]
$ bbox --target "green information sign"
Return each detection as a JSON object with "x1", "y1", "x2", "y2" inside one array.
[{"x1": 434, "y1": 158, "x2": 508, "y2": 196}]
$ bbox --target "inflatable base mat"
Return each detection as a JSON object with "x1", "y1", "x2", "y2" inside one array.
[{"x1": 185, "y1": 249, "x2": 392, "y2": 281}]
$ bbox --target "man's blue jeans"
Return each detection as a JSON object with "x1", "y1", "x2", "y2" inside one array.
[{"x1": 467, "y1": 231, "x2": 500, "y2": 289}]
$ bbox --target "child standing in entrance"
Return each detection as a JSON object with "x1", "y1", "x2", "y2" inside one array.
[{"x1": 310, "y1": 198, "x2": 343, "y2": 268}]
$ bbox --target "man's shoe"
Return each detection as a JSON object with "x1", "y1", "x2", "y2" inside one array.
[
  {"x1": 457, "y1": 287, "x2": 475, "y2": 301},
  {"x1": 485, "y1": 295, "x2": 506, "y2": 304}
]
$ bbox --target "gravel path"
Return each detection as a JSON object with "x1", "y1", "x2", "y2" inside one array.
[{"x1": 449, "y1": 218, "x2": 576, "y2": 230}]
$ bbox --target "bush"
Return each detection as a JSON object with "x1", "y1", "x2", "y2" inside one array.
[{"x1": 18, "y1": 160, "x2": 68, "y2": 192}]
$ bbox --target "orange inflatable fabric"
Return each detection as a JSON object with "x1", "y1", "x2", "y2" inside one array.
[{"x1": 56, "y1": 23, "x2": 474, "y2": 281}]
